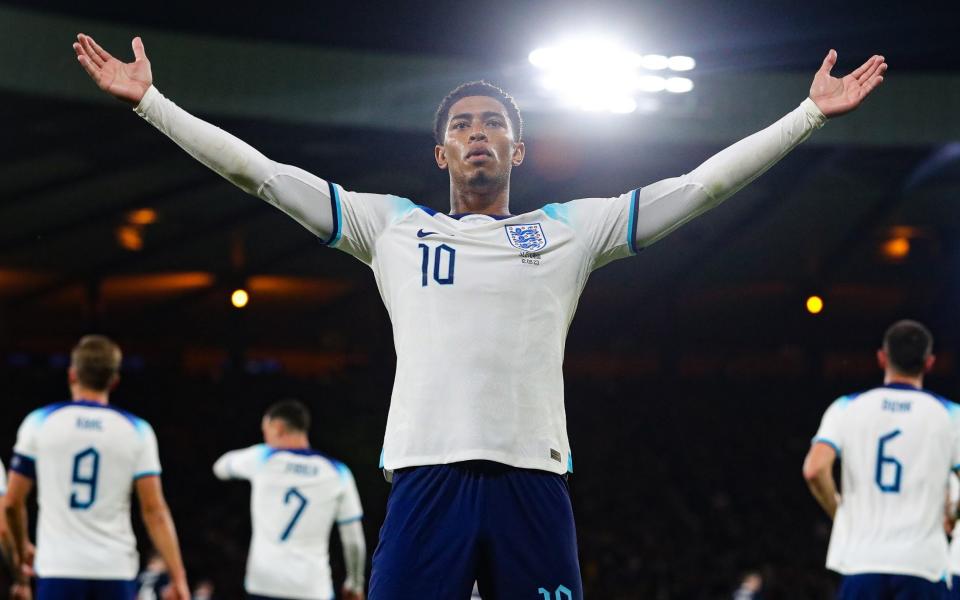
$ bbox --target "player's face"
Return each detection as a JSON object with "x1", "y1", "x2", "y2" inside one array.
[{"x1": 435, "y1": 95, "x2": 524, "y2": 190}]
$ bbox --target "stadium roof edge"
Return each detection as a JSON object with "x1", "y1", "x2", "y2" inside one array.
[{"x1": 2, "y1": 5, "x2": 959, "y2": 146}]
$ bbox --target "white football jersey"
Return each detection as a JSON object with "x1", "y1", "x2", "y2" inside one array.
[
  {"x1": 813, "y1": 383, "x2": 960, "y2": 581},
  {"x1": 11, "y1": 400, "x2": 161, "y2": 579},
  {"x1": 213, "y1": 445, "x2": 363, "y2": 600},
  {"x1": 322, "y1": 189, "x2": 638, "y2": 474},
  {"x1": 136, "y1": 86, "x2": 825, "y2": 476}
]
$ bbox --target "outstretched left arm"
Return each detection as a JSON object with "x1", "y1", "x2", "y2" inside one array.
[{"x1": 632, "y1": 51, "x2": 886, "y2": 249}]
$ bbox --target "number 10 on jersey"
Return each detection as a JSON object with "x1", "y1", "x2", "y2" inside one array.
[{"x1": 419, "y1": 243, "x2": 456, "y2": 286}]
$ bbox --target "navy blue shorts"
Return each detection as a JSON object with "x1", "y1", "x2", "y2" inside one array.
[
  {"x1": 949, "y1": 576, "x2": 960, "y2": 599},
  {"x1": 37, "y1": 578, "x2": 137, "y2": 600},
  {"x1": 838, "y1": 573, "x2": 947, "y2": 599},
  {"x1": 369, "y1": 461, "x2": 582, "y2": 600}
]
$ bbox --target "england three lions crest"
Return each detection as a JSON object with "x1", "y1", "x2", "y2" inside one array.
[{"x1": 505, "y1": 223, "x2": 547, "y2": 252}]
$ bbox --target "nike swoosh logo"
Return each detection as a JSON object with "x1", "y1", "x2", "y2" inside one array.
[{"x1": 417, "y1": 229, "x2": 439, "y2": 238}]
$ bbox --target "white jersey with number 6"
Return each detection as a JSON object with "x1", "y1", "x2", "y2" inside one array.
[
  {"x1": 812, "y1": 383, "x2": 960, "y2": 581},
  {"x1": 10, "y1": 401, "x2": 161, "y2": 580},
  {"x1": 213, "y1": 445, "x2": 363, "y2": 600}
]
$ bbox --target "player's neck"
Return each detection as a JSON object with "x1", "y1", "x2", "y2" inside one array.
[
  {"x1": 71, "y1": 385, "x2": 109, "y2": 405},
  {"x1": 448, "y1": 181, "x2": 511, "y2": 216},
  {"x1": 272, "y1": 433, "x2": 310, "y2": 449},
  {"x1": 883, "y1": 372, "x2": 923, "y2": 389}
]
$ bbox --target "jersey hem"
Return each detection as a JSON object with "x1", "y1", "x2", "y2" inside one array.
[
  {"x1": 829, "y1": 563, "x2": 946, "y2": 583},
  {"x1": 245, "y1": 583, "x2": 334, "y2": 600},
  {"x1": 382, "y1": 449, "x2": 570, "y2": 475},
  {"x1": 36, "y1": 568, "x2": 139, "y2": 580}
]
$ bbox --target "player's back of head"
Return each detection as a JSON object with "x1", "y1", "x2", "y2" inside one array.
[
  {"x1": 264, "y1": 399, "x2": 311, "y2": 433},
  {"x1": 883, "y1": 320, "x2": 933, "y2": 377},
  {"x1": 71, "y1": 334, "x2": 122, "y2": 391}
]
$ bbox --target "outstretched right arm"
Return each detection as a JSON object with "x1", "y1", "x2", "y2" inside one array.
[{"x1": 74, "y1": 34, "x2": 338, "y2": 241}]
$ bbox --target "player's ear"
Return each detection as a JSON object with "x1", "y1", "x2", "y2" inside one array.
[
  {"x1": 68, "y1": 366, "x2": 78, "y2": 385},
  {"x1": 924, "y1": 354, "x2": 936, "y2": 374},
  {"x1": 435, "y1": 145, "x2": 448, "y2": 170},
  {"x1": 109, "y1": 374, "x2": 121, "y2": 391},
  {"x1": 511, "y1": 141, "x2": 525, "y2": 166},
  {"x1": 876, "y1": 349, "x2": 887, "y2": 371}
]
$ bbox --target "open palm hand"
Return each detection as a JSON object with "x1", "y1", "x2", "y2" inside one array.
[
  {"x1": 73, "y1": 33, "x2": 152, "y2": 105},
  {"x1": 809, "y1": 49, "x2": 887, "y2": 118}
]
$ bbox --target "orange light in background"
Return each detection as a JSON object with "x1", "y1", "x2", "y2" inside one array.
[
  {"x1": 231, "y1": 288, "x2": 249, "y2": 309},
  {"x1": 116, "y1": 225, "x2": 143, "y2": 251},
  {"x1": 104, "y1": 272, "x2": 214, "y2": 296},
  {"x1": 882, "y1": 236, "x2": 910, "y2": 261},
  {"x1": 127, "y1": 208, "x2": 158, "y2": 226},
  {"x1": 806, "y1": 295, "x2": 824, "y2": 315}
]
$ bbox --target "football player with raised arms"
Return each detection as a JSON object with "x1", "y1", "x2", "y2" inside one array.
[
  {"x1": 73, "y1": 32, "x2": 886, "y2": 599},
  {"x1": 3, "y1": 335, "x2": 189, "y2": 600},
  {"x1": 213, "y1": 400, "x2": 366, "y2": 600},
  {"x1": 803, "y1": 320, "x2": 960, "y2": 598}
]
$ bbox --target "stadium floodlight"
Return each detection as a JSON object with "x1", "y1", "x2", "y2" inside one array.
[
  {"x1": 640, "y1": 54, "x2": 669, "y2": 70},
  {"x1": 665, "y1": 77, "x2": 694, "y2": 93},
  {"x1": 637, "y1": 75, "x2": 667, "y2": 93},
  {"x1": 667, "y1": 56, "x2": 696, "y2": 71},
  {"x1": 530, "y1": 40, "x2": 695, "y2": 113},
  {"x1": 806, "y1": 295, "x2": 824, "y2": 315}
]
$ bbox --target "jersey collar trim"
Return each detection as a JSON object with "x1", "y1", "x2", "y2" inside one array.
[
  {"x1": 448, "y1": 212, "x2": 513, "y2": 221},
  {"x1": 882, "y1": 382, "x2": 922, "y2": 390}
]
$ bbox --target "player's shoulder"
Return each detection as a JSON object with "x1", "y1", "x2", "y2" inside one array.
[
  {"x1": 20, "y1": 401, "x2": 72, "y2": 426},
  {"x1": 536, "y1": 189, "x2": 639, "y2": 223},
  {"x1": 341, "y1": 188, "x2": 421, "y2": 218},
  {"x1": 846, "y1": 384, "x2": 956, "y2": 414},
  {"x1": 34, "y1": 400, "x2": 153, "y2": 435},
  {"x1": 826, "y1": 389, "x2": 867, "y2": 410}
]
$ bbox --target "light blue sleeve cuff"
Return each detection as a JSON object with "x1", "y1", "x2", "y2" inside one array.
[{"x1": 812, "y1": 437, "x2": 840, "y2": 456}]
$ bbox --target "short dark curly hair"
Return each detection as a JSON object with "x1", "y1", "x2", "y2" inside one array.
[
  {"x1": 265, "y1": 399, "x2": 311, "y2": 433},
  {"x1": 883, "y1": 319, "x2": 933, "y2": 376},
  {"x1": 433, "y1": 81, "x2": 523, "y2": 145}
]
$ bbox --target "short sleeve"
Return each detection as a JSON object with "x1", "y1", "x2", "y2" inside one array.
[
  {"x1": 948, "y1": 402, "x2": 960, "y2": 470},
  {"x1": 328, "y1": 185, "x2": 417, "y2": 265},
  {"x1": 812, "y1": 397, "x2": 849, "y2": 456},
  {"x1": 553, "y1": 190, "x2": 637, "y2": 270},
  {"x1": 0, "y1": 460, "x2": 7, "y2": 496},
  {"x1": 335, "y1": 463, "x2": 364, "y2": 524},
  {"x1": 12, "y1": 409, "x2": 42, "y2": 460},
  {"x1": 213, "y1": 445, "x2": 268, "y2": 481},
  {"x1": 134, "y1": 419, "x2": 162, "y2": 480}
]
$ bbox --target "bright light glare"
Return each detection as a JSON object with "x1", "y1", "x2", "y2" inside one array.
[
  {"x1": 637, "y1": 75, "x2": 667, "y2": 92},
  {"x1": 640, "y1": 54, "x2": 669, "y2": 70},
  {"x1": 231, "y1": 288, "x2": 249, "y2": 309},
  {"x1": 665, "y1": 77, "x2": 694, "y2": 93},
  {"x1": 806, "y1": 295, "x2": 824, "y2": 315},
  {"x1": 530, "y1": 41, "x2": 694, "y2": 113},
  {"x1": 668, "y1": 56, "x2": 696, "y2": 71},
  {"x1": 609, "y1": 97, "x2": 638, "y2": 114}
]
